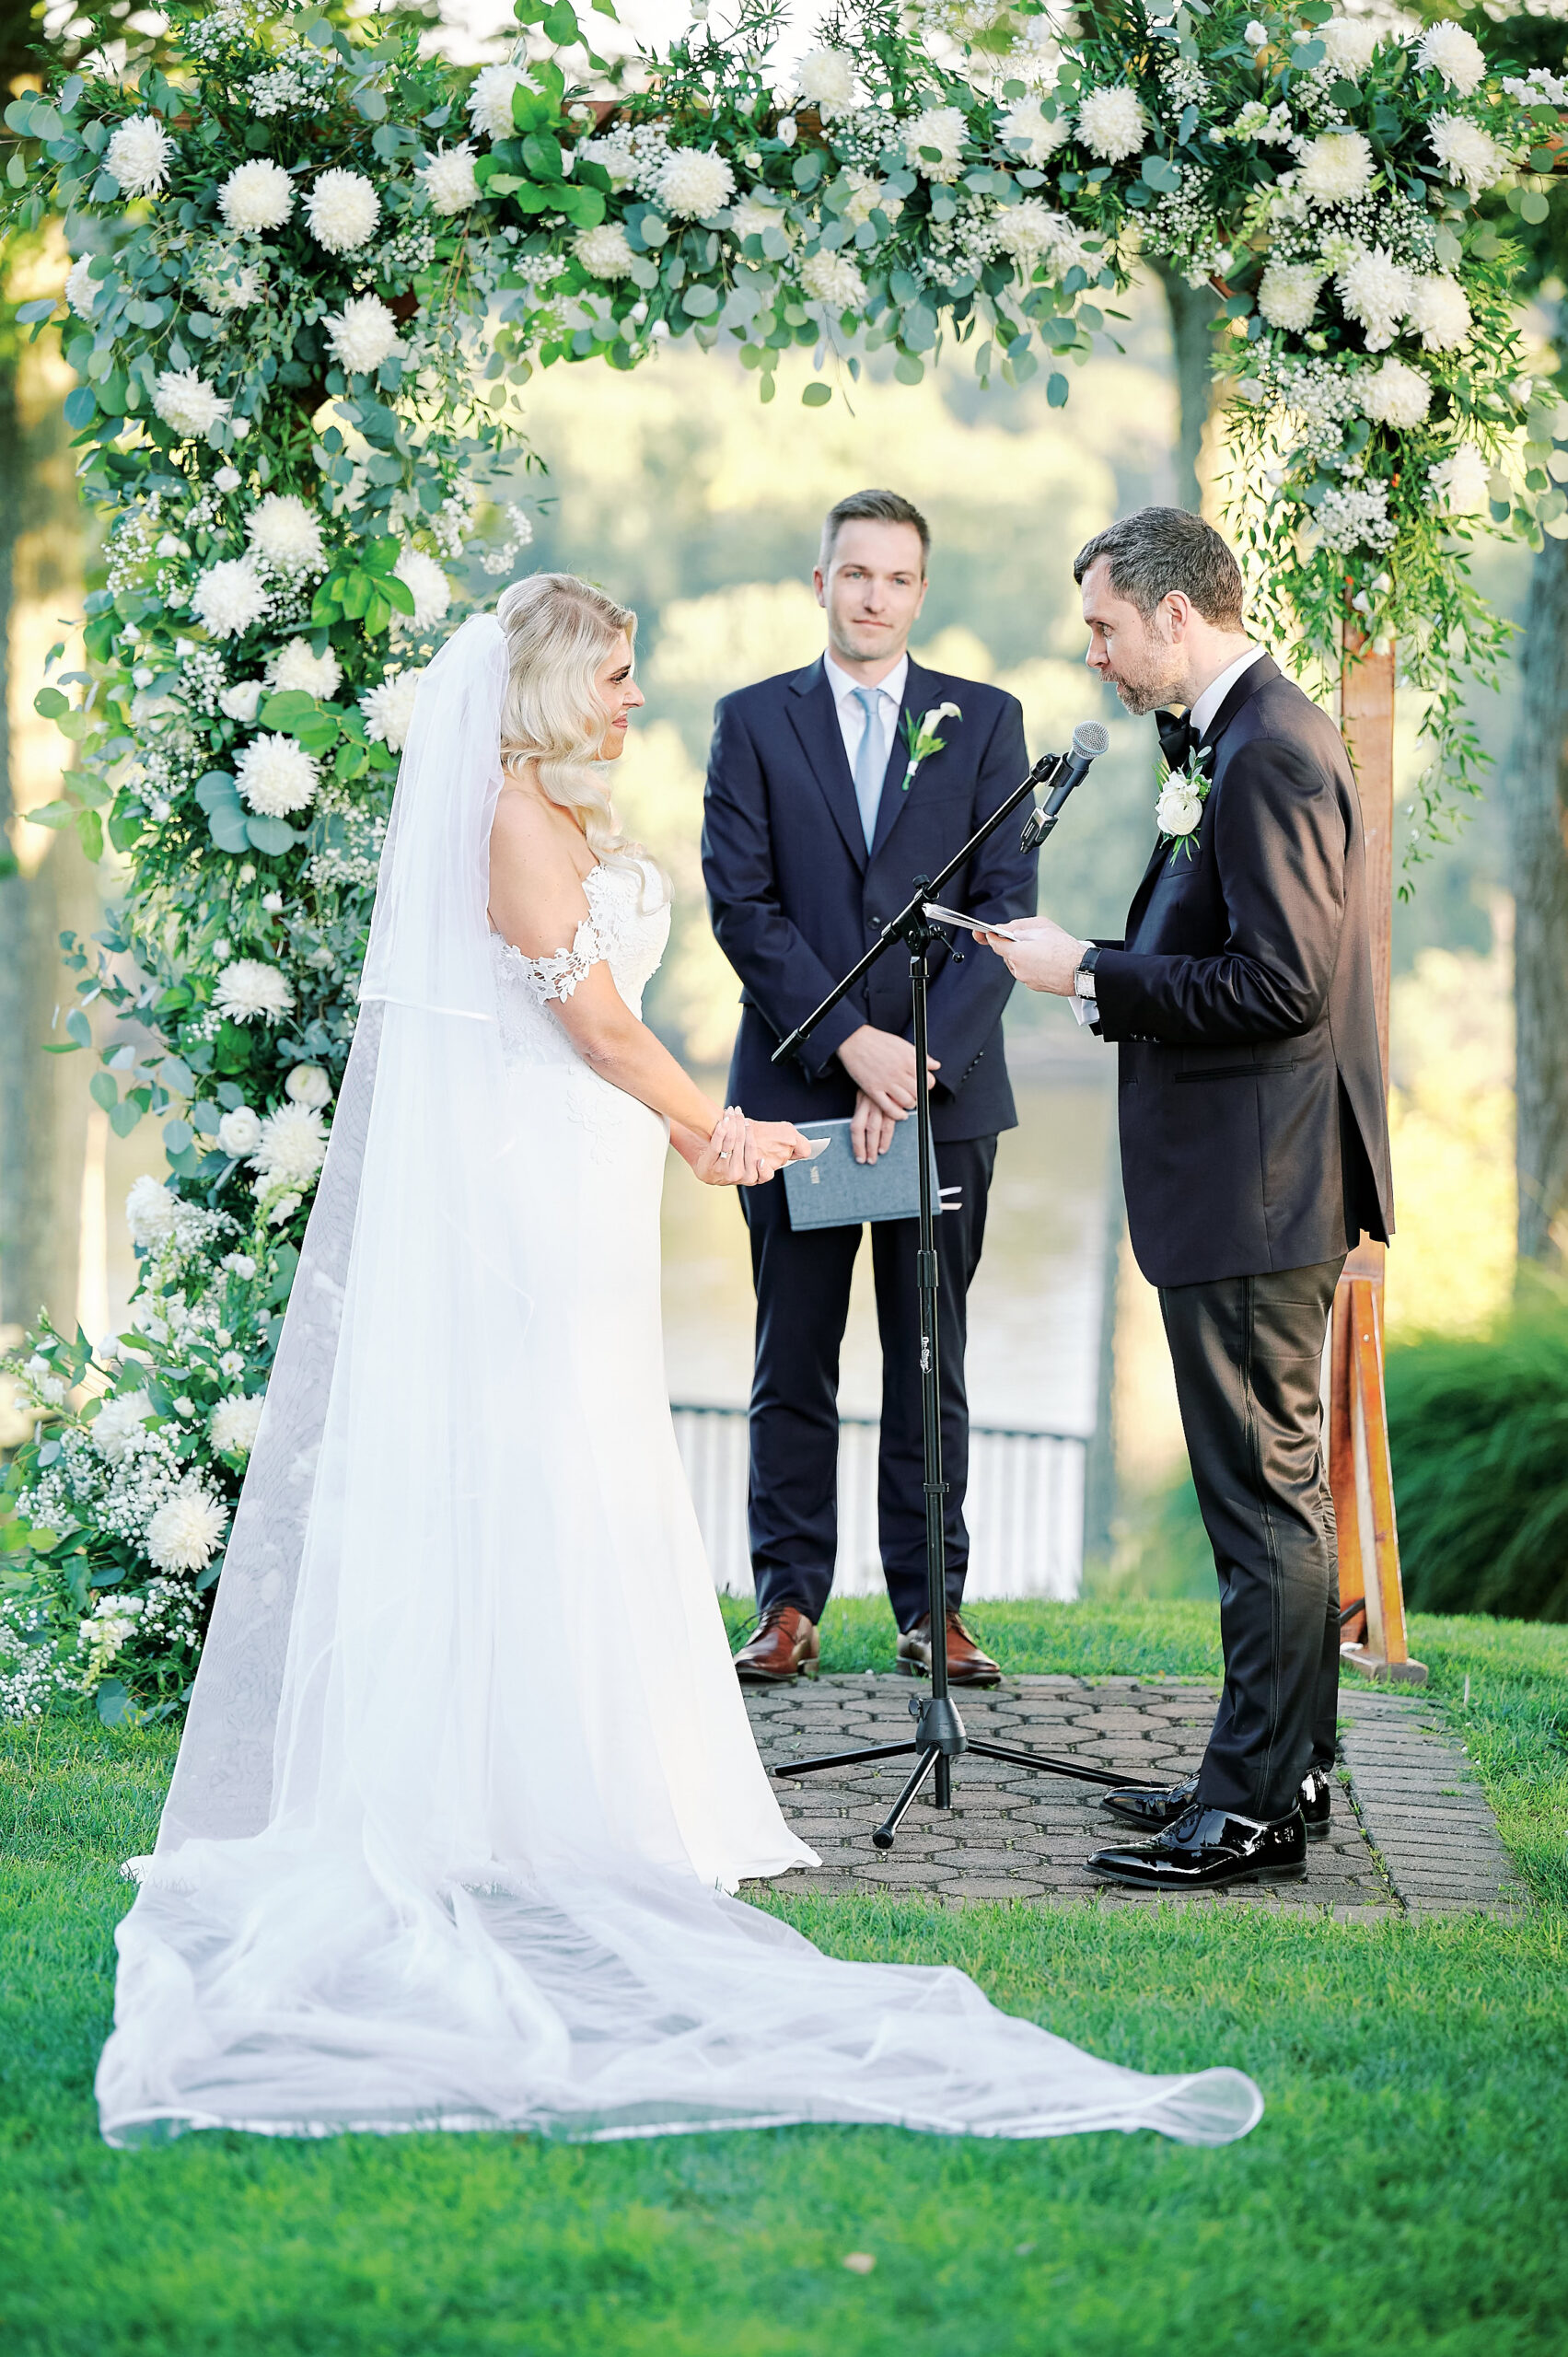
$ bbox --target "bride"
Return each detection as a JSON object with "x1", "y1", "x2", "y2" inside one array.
[{"x1": 96, "y1": 576, "x2": 1260, "y2": 2148}]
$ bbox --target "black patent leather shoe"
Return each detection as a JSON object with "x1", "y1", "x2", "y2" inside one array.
[
  {"x1": 1299, "y1": 1764, "x2": 1332, "y2": 1841},
  {"x1": 1102, "y1": 1767, "x2": 1333, "y2": 1840},
  {"x1": 1086, "y1": 1804, "x2": 1307, "y2": 1890}
]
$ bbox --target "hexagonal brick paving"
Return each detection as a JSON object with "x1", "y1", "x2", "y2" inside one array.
[{"x1": 740, "y1": 1675, "x2": 1525, "y2": 1922}]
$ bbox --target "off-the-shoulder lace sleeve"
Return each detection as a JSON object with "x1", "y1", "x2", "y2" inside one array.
[{"x1": 505, "y1": 914, "x2": 610, "y2": 1006}]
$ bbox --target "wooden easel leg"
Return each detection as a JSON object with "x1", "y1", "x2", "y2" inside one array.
[{"x1": 1329, "y1": 1244, "x2": 1427, "y2": 1686}]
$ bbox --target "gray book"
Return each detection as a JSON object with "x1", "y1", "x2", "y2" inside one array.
[{"x1": 782, "y1": 1115, "x2": 943, "y2": 1231}]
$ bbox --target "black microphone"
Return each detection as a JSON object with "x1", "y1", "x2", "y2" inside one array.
[{"x1": 1020, "y1": 720, "x2": 1109, "y2": 852}]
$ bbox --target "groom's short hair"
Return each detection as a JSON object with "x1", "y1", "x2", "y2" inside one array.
[
  {"x1": 1073, "y1": 507, "x2": 1245, "y2": 631},
  {"x1": 821, "y1": 489, "x2": 931, "y2": 575}
]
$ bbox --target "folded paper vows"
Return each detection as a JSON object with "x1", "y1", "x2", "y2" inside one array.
[
  {"x1": 922, "y1": 902, "x2": 1022, "y2": 941},
  {"x1": 782, "y1": 1114, "x2": 943, "y2": 1230}
]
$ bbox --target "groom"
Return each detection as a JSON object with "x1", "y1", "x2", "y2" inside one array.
[
  {"x1": 984, "y1": 506, "x2": 1392, "y2": 1890},
  {"x1": 703, "y1": 489, "x2": 1036, "y2": 1685}
]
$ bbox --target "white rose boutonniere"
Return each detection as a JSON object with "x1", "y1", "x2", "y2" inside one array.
[
  {"x1": 901, "y1": 701, "x2": 960, "y2": 790},
  {"x1": 1155, "y1": 747, "x2": 1214, "y2": 860}
]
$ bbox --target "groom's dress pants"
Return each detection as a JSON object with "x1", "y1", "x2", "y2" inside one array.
[
  {"x1": 742, "y1": 1134, "x2": 996, "y2": 1631},
  {"x1": 1159, "y1": 1256, "x2": 1344, "y2": 1824}
]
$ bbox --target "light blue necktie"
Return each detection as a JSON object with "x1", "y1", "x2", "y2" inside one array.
[{"x1": 851, "y1": 685, "x2": 888, "y2": 851}]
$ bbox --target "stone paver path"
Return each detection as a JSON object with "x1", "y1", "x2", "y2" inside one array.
[{"x1": 741, "y1": 1675, "x2": 1525, "y2": 1921}]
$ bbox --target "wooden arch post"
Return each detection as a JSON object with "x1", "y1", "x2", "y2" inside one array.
[{"x1": 1331, "y1": 633, "x2": 1426, "y2": 1684}]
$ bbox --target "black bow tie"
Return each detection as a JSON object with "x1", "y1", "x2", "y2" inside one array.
[{"x1": 1156, "y1": 708, "x2": 1197, "y2": 774}]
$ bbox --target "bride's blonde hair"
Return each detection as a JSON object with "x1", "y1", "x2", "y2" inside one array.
[{"x1": 495, "y1": 572, "x2": 642, "y2": 868}]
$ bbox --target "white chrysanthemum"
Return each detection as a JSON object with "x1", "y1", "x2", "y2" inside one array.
[
  {"x1": 218, "y1": 157, "x2": 295, "y2": 235},
  {"x1": 215, "y1": 958, "x2": 295, "y2": 1026},
  {"x1": 730, "y1": 194, "x2": 791, "y2": 241},
  {"x1": 904, "y1": 105, "x2": 968, "y2": 181},
  {"x1": 250, "y1": 1101, "x2": 329, "y2": 1190},
  {"x1": 216, "y1": 1104, "x2": 262, "y2": 1157},
  {"x1": 1075, "y1": 87, "x2": 1145, "y2": 165},
  {"x1": 153, "y1": 368, "x2": 230, "y2": 440},
  {"x1": 268, "y1": 637, "x2": 342, "y2": 699},
  {"x1": 801, "y1": 250, "x2": 867, "y2": 310},
  {"x1": 324, "y1": 293, "x2": 402, "y2": 376},
  {"x1": 285, "y1": 1062, "x2": 333, "y2": 1109},
  {"x1": 1406, "y1": 273, "x2": 1472, "y2": 354},
  {"x1": 1418, "y1": 20, "x2": 1487, "y2": 96},
  {"x1": 191, "y1": 554, "x2": 268, "y2": 639},
  {"x1": 580, "y1": 133, "x2": 638, "y2": 189},
  {"x1": 1337, "y1": 245, "x2": 1415, "y2": 352},
  {"x1": 654, "y1": 146, "x2": 737, "y2": 219},
  {"x1": 393, "y1": 547, "x2": 451, "y2": 633},
  {"x1": 1297, "y1": 128, "x2": 1375, "y2": 203},
  {"x1": 92, "y1": 1390, "x2": 154, "y2": 1463},
  {"x1": 841, "y1": 172, "x2": 898, "y2": 231},
  {"x1": 219, "y1": 678, "x2": 264, "y2": 724},
  {"x1": 106, "y1": 114, "x2": 174, "y2": 198},
  {"x1": 420, "y1": 142, "x2": 481, "y2": 216},
  {"x1": 575, "y1": 222, "x2": 635, "y2": 278},
  {"x1": 1258, "y1": 261, "x2": 1326, "y2": 333},
  {"x1": 795, "y1": 48, "x2": 857, "y2": 120},
  {"x1": 235, "y1": 733, "x2": 319, "y2": 819},
  {"x1": 210, "y1": 1394, "x2": 264, "y2": 1457},
  {"x1": 1429, "y1": 114, "x2": 1508, "y2": 194},
  {"x1": 359, "y1": 668, "x2": 420, "y2": 749},
  {"x1": 305, "y1": 167, "x2": 380, "y2": 254},
  {"x1": 999, "y1": 99, "x2": 1070, "y2": 167},
  {"x1": 245, "y1": 492, "x2": 327, "y2": 576},
  {"x1": 469, "y1": 61, "x2": 527, "y2": 139},
  {"x1": 200, "y1": 250, "x2": 264, "y2": 311},
  {"x1": 64, "y1": 254, "x2": 100, "y2": 319},
  {"x1": 1360, "y1": 355, "x2": 1433, "y2": 428},
  {"x1": 992, "y1": 199, "x2": 1062, "y2": 266},
  {"x1": 1318, "y1": 16, "x2": 1380, "y2": 75},
  {"x1": 145, "y1": 1483, "x2": 228, "y2": 1574},
  {"x1": 1429, "y1": 441, "x2": 1492, "y2": 515},
  {"x1": 126, "y1": 1176, "x2": 178, "y2": 1250}
]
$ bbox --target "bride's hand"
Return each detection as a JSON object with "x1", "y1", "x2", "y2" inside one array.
[
  {"x1": 691, "y1": 1107, "x2": 749, "y2": 1187},
  {"x1": 736, "y1": 1118, "x2": 815, "y2": 1186}
]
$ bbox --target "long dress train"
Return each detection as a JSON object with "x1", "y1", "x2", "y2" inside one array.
[{"x1": 94, "y1": 616, "x2": 1260, "y2": 2149}]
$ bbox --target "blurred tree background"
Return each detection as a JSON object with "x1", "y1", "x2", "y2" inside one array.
[{"x1": 1, "y1": 0, "x2": 1552, "y2": 1611}]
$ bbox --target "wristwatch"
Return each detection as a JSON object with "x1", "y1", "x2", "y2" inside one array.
[{"x1": 1074, "y1": 944, "x2": 1100, "y2": 1003}]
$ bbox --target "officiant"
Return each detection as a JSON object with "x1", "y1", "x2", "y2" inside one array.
[
  {"x1": 702, "y1": 489, "x2": 1036, "y2": 1687},
  {"x1": 981, "y1": 506, "x2": 1393, "y2": 1891}
]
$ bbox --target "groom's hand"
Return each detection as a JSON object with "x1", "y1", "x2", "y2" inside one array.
[
  {"x1": 838, "y1": 1025, "x2": 939, "y2": 1120},
  {"x1": 976, "y1": 914, "x2": 1087, "y2": 997},
  {"x1": 851, "y1": 1091, "x2": 899, "y2": 1166}
]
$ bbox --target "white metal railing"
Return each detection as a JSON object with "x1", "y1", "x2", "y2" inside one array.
[{"x1": 670, "y1": 1402, "x2": 1086, "y2": 1602}]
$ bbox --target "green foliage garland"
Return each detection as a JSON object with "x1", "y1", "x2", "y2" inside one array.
[{"x1": 0, "y1": 0, "x2": 1560, "y2": 1719}]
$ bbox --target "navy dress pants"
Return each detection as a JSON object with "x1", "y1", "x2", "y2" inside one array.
[{"x1": 741, "y1": 1133, "x2": 997, "y2": 1631}]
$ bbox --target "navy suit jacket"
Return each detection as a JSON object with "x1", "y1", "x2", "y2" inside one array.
[
  {"x1": 1094, "y1": 655, "x2": 1394, "y2": 1287},
  {"x1": 702, "y1": 656, "x2": 1036, "y2": 1142}
]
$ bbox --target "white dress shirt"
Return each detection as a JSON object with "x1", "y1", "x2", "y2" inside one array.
[
  {"x1": 823, "y1": 650, "x2": 908, "y2": 775},
  {"x1": 1190, "y1": 644, "x2": 1266, "y2": 742}
]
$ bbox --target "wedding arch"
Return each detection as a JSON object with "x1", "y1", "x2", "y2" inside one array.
[{"x1": 1, "y1": 0, "x2": 1560, "y2": 1717}]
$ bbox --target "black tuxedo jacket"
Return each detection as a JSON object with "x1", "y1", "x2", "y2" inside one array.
[
  {"x1": 702, "y1": 656, "x2": 1036, "y2": 1141},
  {"x1": 1094, "y1": 655, "x2": 1394, "y2": 1287}
]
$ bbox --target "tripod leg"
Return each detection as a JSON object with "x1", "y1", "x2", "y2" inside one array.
[
  {"x1": 965, "y1": 1738, "x2": 1164, "y2": 1792},
  {"x1": 872, "y1": 1746, "x2": 940, "y2": 1852}
]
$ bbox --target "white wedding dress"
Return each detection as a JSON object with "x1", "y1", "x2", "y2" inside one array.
[{"x1": 95, "y1": 616, "x2": 1260, "y2": 2149}]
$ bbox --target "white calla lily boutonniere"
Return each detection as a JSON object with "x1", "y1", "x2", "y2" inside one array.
[
  {"x1": 1155, "y1": 745, "x2": 1214, "y2": 861},
  {"x1": 900, "y1": 700, "x2": 960, "y2": 791}
]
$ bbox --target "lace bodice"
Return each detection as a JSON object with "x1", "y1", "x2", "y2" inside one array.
[{"x1": 490, "y1": 858, "x2": 670, "y2": 1072}]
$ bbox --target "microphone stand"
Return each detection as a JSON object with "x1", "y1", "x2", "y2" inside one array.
[{"x1": 767, "y1": 749, "x2": 1159, "y2": 1851}]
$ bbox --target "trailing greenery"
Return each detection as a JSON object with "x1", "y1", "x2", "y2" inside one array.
[
  {"x1": 4, "y1": 1597, "x2": 1566, "y2": 2356},
  {"x1": 1, "y1": 0, "x2": 1563, "y2": 1724}
]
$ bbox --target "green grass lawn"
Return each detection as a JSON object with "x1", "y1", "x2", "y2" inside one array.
[{"x1": 4, "y1": 1600, "x2": 1566, "y2": 2356}]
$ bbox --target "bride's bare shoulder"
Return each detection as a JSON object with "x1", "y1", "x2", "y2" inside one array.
[{"x1": 489, "y1": 783, "x2": 594, "y2": 953}]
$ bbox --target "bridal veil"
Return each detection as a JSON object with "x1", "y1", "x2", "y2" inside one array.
[{"x1": 96, "y1": 612, "x2": 1261, "y2": 2149}]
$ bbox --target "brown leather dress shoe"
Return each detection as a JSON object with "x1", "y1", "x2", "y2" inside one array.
[
  {"x1": 896, "y1": 1608, "x2": 1001, "y2": 1687},
  {"x1": 732, "y1": 1604, "x2": 819, "y2": 1684}
]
